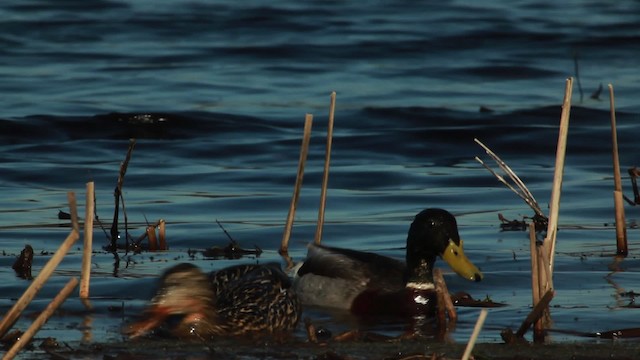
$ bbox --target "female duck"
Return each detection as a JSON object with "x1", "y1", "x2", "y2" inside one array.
[
  {"x1": 127, "y1": 262, "x2": 300, "y2": 340},
  {"x1": 293, "y1": 208, "x2": 482, "y2": 317}
]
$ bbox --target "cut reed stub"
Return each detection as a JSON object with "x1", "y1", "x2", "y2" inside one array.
[
  {"x1": 146, "y1": 225, "x2": 158, "y2": 251},
  {"x1": 158, "y1": 219, "x2": 167, "y2": 250}
]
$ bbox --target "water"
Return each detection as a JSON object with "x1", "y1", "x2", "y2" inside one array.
[{"x1": 1, "y1": 0, "x2": 640, "y2": 357}]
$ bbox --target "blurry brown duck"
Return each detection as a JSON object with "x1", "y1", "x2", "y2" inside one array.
[{"x1": 126, "y1": 262, "x2": 300, "y2": 340}]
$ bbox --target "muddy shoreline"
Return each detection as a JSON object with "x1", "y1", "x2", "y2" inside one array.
[{"x1": 31, "y1": 337, "x2": 640, "y2": 360}]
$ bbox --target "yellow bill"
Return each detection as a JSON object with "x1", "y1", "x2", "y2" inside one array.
[{"x1": 441, "y1": 239, "x2": 483, "y2": 282}]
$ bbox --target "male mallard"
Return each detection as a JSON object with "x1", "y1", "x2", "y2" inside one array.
[
  {"x1": 127, "y1": 262, "x2": 300, "y2": 340},
  {"x1": 293, "y1": 208, "x2": 482, "y2": 317}
]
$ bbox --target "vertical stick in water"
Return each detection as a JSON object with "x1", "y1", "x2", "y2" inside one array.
[
  {"x1": 80, "y1": 182, "x2": 95, "y2": 299},
  {"x1": 542, "y1": 77, "x2": 573, "y2": 288},
  {"x1": 314, "y1": 92, "x2": 336, "y2": 244},
  {"x1": 280, "y1": 115, "x2": 313, "y2": 257},
  {"x1": 158, "y1": 219, "x2": 167, "y2": 250},
  {"x1": 609, "y1": 84, "x2": 628, "y2": 256},
  {"x1": 529, "y1": 223, "x2": 540, "y2": 307}
]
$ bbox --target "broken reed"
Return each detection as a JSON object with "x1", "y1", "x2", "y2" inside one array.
[
  {"x1": 531, "y1": 77, "x2": 573, "y2": 341},
  {"x1": 477, "y1": 78, "x2": 575, "y2": 343}
]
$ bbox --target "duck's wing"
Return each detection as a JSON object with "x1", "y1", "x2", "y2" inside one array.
[
  {"x1": 297, "y1": 243, "x2": 407, "y2": 293},
  {"x1": 214, "y1": 263, "x2": 300, "y2": 334},
  {"x1": 209, "y1": 263, "x2": 263, "y2": 297}
]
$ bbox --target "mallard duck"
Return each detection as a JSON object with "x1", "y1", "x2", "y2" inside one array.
[
  {"x1": 126, "y1": 262, "x2": 301, "y2": 340},
  {"x1": 293, "y1": 208, "x2": 482, "y2": 317}
]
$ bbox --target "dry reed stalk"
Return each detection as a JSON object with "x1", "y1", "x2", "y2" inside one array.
[
  {"x1": 314, "y1": 92, "x2": 336, "y2": 244},
  {"x1": 0, "y1": 192, "x2": 80, "y2": 338},
  {"x1": 474, "y1": 139, "x2": 545, "y2": 219},
  {"x1": 609, "y1": 84, "x2": 628, "y2": 256},
  {"x1": 517, "y1": 289, "x2": 554, "y2": 339},
  {"x1": 280, "y1": 114, "x2": 313, "y2": 260},
  {"x1": 434, "y1": 268, "x2": 457, "y2": 322},
  {"x1": 541, "y1": 77, "x2": 573, "y2": 290},
  {"x1": 158, "y1": 219, "x2": 167, "y2": 250},
  {"x1": 529, "y1": 223, "x2": 540, "y2": 308},
  {"x1": 80, "y1": 182, "x2": 95, "y2": 299},
  {"x1": 461, "y1": 308, "x2": 488, "y2": 360},
  {"x1": 2, "y1": 277, "x2": 79, "y2": 360}
]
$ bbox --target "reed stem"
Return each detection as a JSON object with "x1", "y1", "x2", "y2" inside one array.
[
  {"x1": 314, "y1": 92, "x2": 336, "y2": 244},
  {"x1": 158, "y1": 219, "x2": 167, "y2": 250},
  {"x1": 609, "y1": 84, "x2": 628, "y2": 255},
  {"x1": 280, "y1": 114, "x2": 313, "y2": 258},
  {"x1": 542, "y1": 77, "x2": 573, "y2": 289},
  {"x1": 80, "y1": 182, "x2": 95, "y2": 299}
]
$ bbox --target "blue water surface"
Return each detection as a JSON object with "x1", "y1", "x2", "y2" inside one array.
[{"x1": 0, "y1": 0, "x2": 639, "y2": 358}]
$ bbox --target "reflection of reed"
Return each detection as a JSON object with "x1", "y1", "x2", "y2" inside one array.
[
  {"x1": 81, "y1": 299, "x2": 93, "y2": 344},
  {"x1": 605, "y1": 257, "x2": 626, "y2": 308}
]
